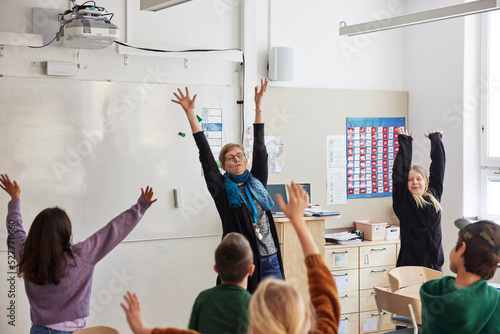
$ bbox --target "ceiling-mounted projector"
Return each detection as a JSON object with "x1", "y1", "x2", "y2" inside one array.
[{"x1": 57, "y1": 3, "x2": 119, "y2": 49}]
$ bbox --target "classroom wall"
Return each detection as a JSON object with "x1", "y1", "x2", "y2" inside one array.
[
  {"x1": 401, "y1": 0, "x2": 482, "y2": 277},
  {"x1": 264, "y1": 87, "x2": 408, "y2": 229},
  {"x1": 255, "y1": 0, "x2": 404, "y2": 90}
]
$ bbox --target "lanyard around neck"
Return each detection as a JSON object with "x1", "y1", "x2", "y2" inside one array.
[{"x1": 237, "y1": 184, "x2": 258, "y2": 225}]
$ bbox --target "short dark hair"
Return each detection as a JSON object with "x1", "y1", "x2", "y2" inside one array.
[
  {"x1": 215, "y1": 233, "x2": 253, "y2": 284},
  {"x1": 456, "y1": 224, "x2": 500, "y2": 280}
]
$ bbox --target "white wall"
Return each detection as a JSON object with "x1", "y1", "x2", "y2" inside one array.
[
  {"x1": 401, "y1": 0, "x2": 482, "y2": 276},
  {"x1": 0, "y1": 0, "x2": 241, "y2": 86},
  {"x1": 256, "y1": 0, "x2": 404, "y2": 90}
]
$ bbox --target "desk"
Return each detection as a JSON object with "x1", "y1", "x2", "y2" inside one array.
[{"x1": 394, "y1": 284, "x2": 422, "y2": 299}]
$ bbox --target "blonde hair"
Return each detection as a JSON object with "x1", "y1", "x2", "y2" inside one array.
[
  {"x1": 249, "y1": 279, "x2": 315, "y2": 334},
  {"x1": 410, "y1": 165, "x2": 441, "y2": 213}
]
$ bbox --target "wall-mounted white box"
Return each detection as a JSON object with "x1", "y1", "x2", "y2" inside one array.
[{"x1": 46, "y1": 62, "x2": 77, "y2": 76}]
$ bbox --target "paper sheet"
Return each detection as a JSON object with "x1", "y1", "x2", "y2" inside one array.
[
  {"x1": 339, "y1": 318, "x2": 348, "y2": 334},
  {"x1": 327, "y1": 135, "x2": 347, "y2": 204},
  {"x1": 265, "y1": 136, "x2": 284, "y2": 173},
  {"x1": 202, "y1": 108, "x2": 223, "y2": 162}
]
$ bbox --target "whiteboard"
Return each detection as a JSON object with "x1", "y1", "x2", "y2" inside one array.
[{"x1": 0, "y1": 77, "x2": 241, "y2": 244}]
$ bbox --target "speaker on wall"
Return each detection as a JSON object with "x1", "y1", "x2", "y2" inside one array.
[{"x1": 268, "y1": 46, "x2": 294, "y2": 82}]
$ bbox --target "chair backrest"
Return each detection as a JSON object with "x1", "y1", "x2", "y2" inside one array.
[
  {"x1": 73, "y1": 326, "x2": 120, "y2": 334},
  {"x1": 373, "y1": 286, "x2": 422, "y2": 328},
  {"x1": 388, "y1": 266, "x2": 442, "y2": 291}
]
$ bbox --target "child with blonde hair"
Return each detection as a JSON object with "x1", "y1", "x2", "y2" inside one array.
[{"x1": 392, "y1": 128, "x2": 446, "y2": 271}]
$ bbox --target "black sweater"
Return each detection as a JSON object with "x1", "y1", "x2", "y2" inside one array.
[
  {"x1": 392, "y1": 132, "x2": 445, "y2": 271},
  {"x1": 193, "y1": 123, "x2": 285, "y2": 293}
]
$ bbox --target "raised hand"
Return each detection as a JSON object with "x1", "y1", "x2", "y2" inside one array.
[
  {"x1": 121, "y1": 292, "x2": 152, "y2": 334},
  {"x1": 276, "y1": 181, "x2": 318, "y2": 256},
  {"x1": 172, "y1": 87, "x2": 202, "y2": 134},
  {"x1": 424, "y1": 129, "x2": 443, "y2": 138},
  {"x1": 254, "y1": 78, "x2": 268, "y2": 111},
  {"x1": 396, "y1": 127, "x2": 413, "y2": 137},
  {"x1": 172, "y1": 87, "x2": 197, "y2": 114},
  {"x1": 276, "y1": 182, "x2": 308, "y2": 224},
  {"x1": 0, "y1": 174, "x2": 21, "y2": 199},
  {"x1": 141, "y1": 186, "x2": 157, "y2": 204}
]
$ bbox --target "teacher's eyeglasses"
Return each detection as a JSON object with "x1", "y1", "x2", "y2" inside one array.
[{"x1": 225, "y1": 152, "x2": 245, "y2": 162}]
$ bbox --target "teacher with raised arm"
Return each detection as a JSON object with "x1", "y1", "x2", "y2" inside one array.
[{"x1": 172, "y1": 79, "x2": 284, "y2": 293}]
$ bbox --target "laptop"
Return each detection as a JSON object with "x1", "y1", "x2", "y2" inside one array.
[{"x1": 266, "y1": 184, "x2": 287, "y2": 216}]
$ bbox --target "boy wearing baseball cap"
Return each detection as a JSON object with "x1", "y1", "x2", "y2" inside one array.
[{"x1": 420, "y1": 219, "x2": 500, "y2": 333}]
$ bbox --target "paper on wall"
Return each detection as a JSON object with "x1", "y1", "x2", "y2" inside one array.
[{"x1": 327, "y1": 135, "x2": 347, "y2": 204}]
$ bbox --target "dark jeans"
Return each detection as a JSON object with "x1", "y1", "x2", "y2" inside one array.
[
  {"x1": 260, "y1": 253, "x2": 283, "y2": 279},
  {"x1": 31, "y1": 325, "x2": 73, "y2": 334}
]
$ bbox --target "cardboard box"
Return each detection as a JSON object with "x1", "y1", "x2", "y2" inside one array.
[{"x1": 354, "y1": 220, "x2": 388, "y2": 241}]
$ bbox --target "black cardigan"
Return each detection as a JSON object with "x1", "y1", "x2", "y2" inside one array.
[
  {"x1": 193, "y1": 123, "x2": 285, "y2": 293},
  {"x1": 392, "y1": 132, "x2": 445, "y2": 271}
]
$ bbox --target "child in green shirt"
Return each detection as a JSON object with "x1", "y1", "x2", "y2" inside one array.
[
  {"x1": 420, "y1": 219, "x2": 500, "y2": 334},
  {"x1": 122, "y1": 232, "x2": 254, "y2": 334}
]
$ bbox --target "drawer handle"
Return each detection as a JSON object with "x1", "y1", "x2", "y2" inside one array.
[
  {"x1": 333, "y1": 273, "x2": 348, "y2": 277},
  {"x1": 371, "y1": 292, "x2": 376, "y2": 295},
  {"x1": 370, "y1": 247, "x2": 387, "y2": 251},
  {"x1": 371, "y1": 312, "x2": 387, "y2": 317},
  {"x1": 370, "y1": 269, "x2": 387, "y2": 273},
  {"x1": 332, "y1": 251, "x2": 348, "y2": 254},
  {"x1": 341, "y1": 317, "x2": 349, "y2": 321},
  {"x1": 339, "y1": 295, "x2": 349, "y2": 299}
]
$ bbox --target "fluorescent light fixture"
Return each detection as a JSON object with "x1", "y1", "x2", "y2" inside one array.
[
  {"x1": 340, "y1": 0, "x2": 500, "y2": 36},
  {"x1": 140, "y1": 0, "x2": 193, "y2": 11}
]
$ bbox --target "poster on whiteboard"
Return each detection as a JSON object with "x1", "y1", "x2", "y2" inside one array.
[{"x1": 346, "y1": 117, "x2": 405, "y2": 199}]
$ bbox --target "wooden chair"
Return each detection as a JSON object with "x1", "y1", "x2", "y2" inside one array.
[
  {"x1": 388, "y1": 266, "x2": 442, "y2": 292},
  {"x1": 373, "y1": 286, "x2": 421, "y2": 334},
  {"x1": 73, "y1": 326, "x2": 120, "y2": 334}
]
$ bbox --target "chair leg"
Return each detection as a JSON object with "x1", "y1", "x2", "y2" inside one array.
[
  {"x1": 408, "y1": 304, "x2": 419, "y2": 334},
  {"x1": 374, "y1": 295, "x2": 383, "y2": 334}
]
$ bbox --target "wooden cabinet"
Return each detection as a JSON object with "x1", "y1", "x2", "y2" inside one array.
[
  {"x1": 275, "y1": 217, "x2": 400, "y2": 334},
  {"x1": 274, "y1": 217, "x2": 325, "y2": 298},
  {"x1": 325, "y1": 240, "x2": 399, "y2": 334}
]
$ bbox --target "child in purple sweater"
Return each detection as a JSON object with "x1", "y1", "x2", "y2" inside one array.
[{"x1": 1, "y1": 174, "x2": 156, "y2": 333}]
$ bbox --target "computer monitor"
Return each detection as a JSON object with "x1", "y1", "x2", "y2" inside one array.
[
  {"x1": 297, "y1": 182, "x2": 311, "y2": 204},
  {"x1": 267, "y1": 184, "x2": 287, "y2": 214}
]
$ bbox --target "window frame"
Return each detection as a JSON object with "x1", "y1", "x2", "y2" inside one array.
[
  {"x1": 481, "y1": 11, "x2": 500, "y2": 168},
  {"x1": 481, "y1": 12, "x2": 500, "y2": 221}
]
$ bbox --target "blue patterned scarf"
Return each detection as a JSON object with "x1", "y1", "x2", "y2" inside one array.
[{"x1": 224, "y1": 170, "x2": 274, "y2": 211}]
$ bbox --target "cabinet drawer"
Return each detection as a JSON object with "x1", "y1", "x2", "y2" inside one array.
[
  {"x1": 359, "y1": 289, "x2": 377, "y2": 312},
  {"x1": 332, "y1": 268, "x2": 359, "y2": 292},
  {"x1": 359, "y1": 265, "x2": 393, "y2": 290},
  {"x1": 324, "y1": 246, "x2": 359, "y2": 270},
  {"x1": 338, "y1": 290, "x2": 359, "y2": 314},
  {"x1": 359, "y1": 244, "x2": 397, "y2": 268},
  {"x1": 340, "y1": 312, "x2": 359, "y2": 334},
  {"x1": 359, "y1": 311, "x2": 394, "y2": 333}
]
